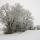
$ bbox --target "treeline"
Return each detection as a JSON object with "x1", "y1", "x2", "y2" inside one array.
[{"x1": 0, "y1": 3, "x2": 33, "y2": 34}]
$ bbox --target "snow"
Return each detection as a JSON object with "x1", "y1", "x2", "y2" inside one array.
[
  {"x1": 0, "y1": 22, "x2": 7, "y2": 34},
  {"x1": 0, "y1": 30, "x2": 40, "y2": 40}
]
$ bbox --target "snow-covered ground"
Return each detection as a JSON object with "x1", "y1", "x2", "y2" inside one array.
[{"x1": 0, "y1": 30, "x2": 40, "y2": 40}]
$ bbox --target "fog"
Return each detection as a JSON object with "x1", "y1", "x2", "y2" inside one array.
[{"x1": 0, "y1": 0, "x2": 40, "y2": 40}]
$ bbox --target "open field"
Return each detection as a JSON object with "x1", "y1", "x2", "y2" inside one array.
[{"x1": 0, "y1": 30, "x2": 40, "y2": 40}]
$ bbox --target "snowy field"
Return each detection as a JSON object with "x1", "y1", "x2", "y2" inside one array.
[{"x1": 0, "y1": 30, "x2": 40, "y2": 40}]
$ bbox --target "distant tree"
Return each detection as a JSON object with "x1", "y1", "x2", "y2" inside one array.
[{"x1": 35, "y1": 25, "x2": 40, "y2": 30}]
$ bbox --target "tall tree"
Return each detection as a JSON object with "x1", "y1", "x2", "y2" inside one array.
[
  {"x1": 11, "y1": 3, "x2": 33, "y2": 31},
  {"x1": 0, "y1": 3, "x2": 33, "y2": 34}
]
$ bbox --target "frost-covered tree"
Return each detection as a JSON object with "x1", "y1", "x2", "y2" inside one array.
[{"x1": 0, "y1": 3, "x2": 33, "y2": 34}]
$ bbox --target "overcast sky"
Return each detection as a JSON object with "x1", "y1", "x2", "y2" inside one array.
[{"x1": 0, "y1": 0, "x2": 40, "y2": 25}]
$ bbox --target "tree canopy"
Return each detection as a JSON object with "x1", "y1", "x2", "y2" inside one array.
[{"x1": 0, "y1": 3, "x2": 33, "y2": 34}]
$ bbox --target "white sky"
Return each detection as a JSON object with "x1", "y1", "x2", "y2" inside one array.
[{"x1": 0, "y1": 0, "x2": 40, "y2": 25}]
